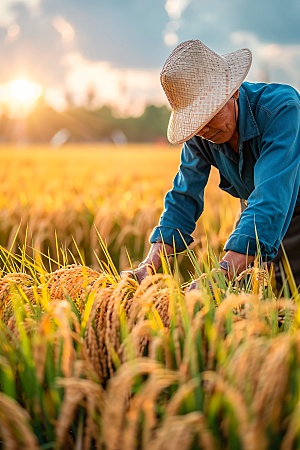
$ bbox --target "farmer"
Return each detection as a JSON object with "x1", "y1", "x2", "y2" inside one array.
[{"x1": 127, "y1": 40, "x2": 300, "y2": 292}]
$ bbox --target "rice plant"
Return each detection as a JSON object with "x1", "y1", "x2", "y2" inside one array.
[{"x1": 0, "y1": 238, "x2": 298, "y2": 450}]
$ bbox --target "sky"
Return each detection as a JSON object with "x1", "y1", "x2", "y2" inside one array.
[{"x1": 0, "y1": 0, "x2": 300, "y2": 116}]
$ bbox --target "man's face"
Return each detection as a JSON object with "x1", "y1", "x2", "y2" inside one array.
[{"x1": 197, "y1": 92, "x2": 238, "y2": 144}]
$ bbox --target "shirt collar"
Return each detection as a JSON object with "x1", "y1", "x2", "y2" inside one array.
[{"x1": 238, "y1": 85, "x2": 260, "y2": 143}]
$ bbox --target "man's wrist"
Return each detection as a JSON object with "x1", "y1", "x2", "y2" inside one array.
[
  {"x1": 219, "y1": 260, "x2": 230, "y2": 272},
  {"x1": 137, "y1": 262, "x2": 155, "y2": 275},
  {"x1": 142, "y1": 243, "x2": 174, "y2": 273},
  {"x1": 220, "y1": 251, "x2": 256, "y2": 279}
]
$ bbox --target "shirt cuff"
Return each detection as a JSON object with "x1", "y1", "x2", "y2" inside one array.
[
  {"x1": 224, "y1": 232, "x2": 277, "y2": 261},
  {"x1": 149, "y1": 226, "x2": 194, "y2": 251}
]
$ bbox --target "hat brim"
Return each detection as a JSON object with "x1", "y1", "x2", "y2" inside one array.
[{"x1": 167, "y1": 48, "x2": 252, "y2": 145}]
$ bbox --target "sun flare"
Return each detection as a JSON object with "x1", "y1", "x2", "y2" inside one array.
[
  {"x1": 0, "y1": 79, "x2": 44, "y2": 117},
  {"x1": 10, "y1": 79, "x2": 36, "y2": 101}
]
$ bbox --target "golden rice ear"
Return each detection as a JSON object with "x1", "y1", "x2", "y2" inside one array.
[
  {"x1": 160, "y1": 40, "x2": 252, "y2": 144},
  {"x1": 0, "y1": 392, "x2": 40, "y2": 450}
]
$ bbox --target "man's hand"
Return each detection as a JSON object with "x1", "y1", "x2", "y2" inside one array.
[
  {"x1": 221, "y1": 250, "x2": 255, "y2": 279},
  {"x1": 141, "y1": 242, "x2": 174, "y2": 271},
  {"x1": 120, "y1": 264, "x2": 154, "y2": 284},
  {"x1": 120, "y1": 242, "x2": 174, "y2": 284},
  {"x1": 188, "y1": 250, "x2": 255, "y2": 294}
]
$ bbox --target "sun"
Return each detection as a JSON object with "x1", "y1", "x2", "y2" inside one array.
[
  {"x1": 0, "y1": 79, "x2": 43, "y2": 117},
  {"x1": 10, "y1": 79, "x2": 36, "y2": 101}
]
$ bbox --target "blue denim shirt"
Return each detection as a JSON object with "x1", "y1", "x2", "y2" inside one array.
[{"x1": 150, "y1": 82, "x2": 300, "y2": 260}]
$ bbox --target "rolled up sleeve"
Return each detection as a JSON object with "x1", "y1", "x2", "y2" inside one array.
[
  {"x1": 224, "y1": 102, "x2": 300, "y2": 260},
  {"x1": 150, "y1": 140, "x2": 211, "y2": 251}
]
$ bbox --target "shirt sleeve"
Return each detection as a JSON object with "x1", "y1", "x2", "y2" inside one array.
[
  {"x1": 150, "y1": 139, "x2": 211, "y2": 251},
  {"x1": 224, "y1": 102, "x2": 300, "y2": 260}
]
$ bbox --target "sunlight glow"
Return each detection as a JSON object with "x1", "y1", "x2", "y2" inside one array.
[
  {"x1": 0, "y1": 79, "x2": 43, "y2": 118},
  {"x1": 11, "y1": 80, "x2": 36, "y2": 101}
]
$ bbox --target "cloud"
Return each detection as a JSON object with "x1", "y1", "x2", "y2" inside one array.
[
  {"x1": 52, "y1": 16, "x2": 75, "y2": 43},
  {"x1": 163, "y1": 0, "x2": 192, "y2": 46},
  {"x1": 164, "y1": 32, "x2": 178, "y2": 47},
  {"x1": 230, "y1": 32, "x2": 300, "y2": 89},
  {"x1": 165, "y1": 0, "x2": 192, "y2": 19},
  {"x1": 45, "y1": 52, "x2": 167, "y2": 116},
  {"x1": 0, "y1": 0, "x2": 40, "y2": 28},
  {"x1": 163, "y1": 20, "x2": 180, "y2": 46}
]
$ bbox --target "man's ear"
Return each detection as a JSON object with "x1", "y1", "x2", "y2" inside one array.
[{"x1": 233, "y1": 88, "x2": 239, "y2": 100}]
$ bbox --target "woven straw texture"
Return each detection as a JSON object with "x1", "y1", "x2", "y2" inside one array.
[{"x1": 160, "y1": 39, "x2": 252, "y2": 145}]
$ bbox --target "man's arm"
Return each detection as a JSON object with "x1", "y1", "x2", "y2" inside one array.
[
  {"x1": 123, "y1": 140, "x2": 211, "y2": 283},
  {"x1": 224, "y1": 102, "x2": 300, "y2": 264},
  {"x1": 150, "y1": 139, "x2": 211, "y2": 250}
]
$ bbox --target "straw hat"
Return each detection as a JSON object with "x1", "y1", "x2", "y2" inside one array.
[{"x1": 161, "y1": 39, "x2": 252, "y2": 145}]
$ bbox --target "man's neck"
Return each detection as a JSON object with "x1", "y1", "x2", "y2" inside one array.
[{"x1": 228, "y1": 129, "x2": 239, "y2": 153}]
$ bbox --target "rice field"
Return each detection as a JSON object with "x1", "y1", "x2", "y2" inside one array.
[
  {"x1": 0, "y1": 144, "x2": 238, "y2": 276},
  {"x1": 0, "y1": 144, "x2": 298, "y2": 450}
]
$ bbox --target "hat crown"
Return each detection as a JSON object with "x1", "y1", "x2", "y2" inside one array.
[{"x1": 161, "y1": 40, "x2": 229, "y2": 110}]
